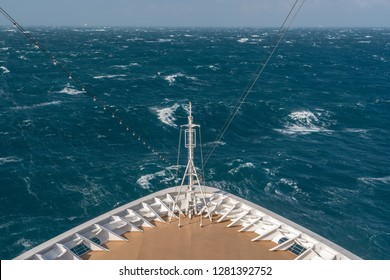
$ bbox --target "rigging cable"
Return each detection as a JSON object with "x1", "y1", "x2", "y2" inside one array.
[
  {"x1": 0, "y1": 6, "x2": 173, "y2": 167},
  {"x1": 202, "y1": 0, "x2": 306, "y2": 169}
]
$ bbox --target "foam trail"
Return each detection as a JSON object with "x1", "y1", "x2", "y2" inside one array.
[
  {"x1": 358, "y1": 176, "x2": 390, "y2": 186},
  {"x1": 0, "y1": 156, "x2": 22, "y2": 165},
  {"x1": 12, "y1": 101, "x2": 62, "y2": 110},
  {"x1": 93, "y1": 74, "x2": 127, "y2": 79}
]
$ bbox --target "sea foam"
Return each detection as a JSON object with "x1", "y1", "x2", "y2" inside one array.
[
  {"x1": 153, "y1": 103, "x2": 180, "y2": 128},
  {"x1": 358, "y1": 176, "x2": 390, "y2": 186},
  {"x1": 237, "y1": 38, "x2": 249, "y2": 43},
  {"x1": 276, "y1": 110, "x2": 332, "y2": 135},
  {"x1": 163, "y1": 73, "x2": 198, "y2": 86},
  {"x1": 57, "y1": 84, "x2": 85, "y2": 95},
  {"x1": 136, "y1": 169, "x2": 175, "y2": 190},
  {"x1": 0, "y1": 156, "x2": 22, "y2": 165},
  {"x1": 0, "y1": 66, "x2": 10, "y2": 73},
  {"x1": 93, "y1": 74, "x2": 127, "y2": 79},
  {"x1": 12, "y1": 101, "x2": 62, "y2": 111}
]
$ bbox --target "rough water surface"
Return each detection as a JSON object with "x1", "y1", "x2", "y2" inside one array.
[{"x1": 0, "y1": 27, "x2": 389, "y2": 259}]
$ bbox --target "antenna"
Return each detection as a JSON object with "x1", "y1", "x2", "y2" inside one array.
[{"x1": 171, "y1": 102, "x2": 211, "y2": 227}]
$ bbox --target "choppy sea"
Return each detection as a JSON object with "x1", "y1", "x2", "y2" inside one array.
[{"x1": 0, "y1": 26, "x2": 389, "y2": 260}]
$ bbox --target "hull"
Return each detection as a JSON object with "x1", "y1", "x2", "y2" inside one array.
[{"x1": 15, "y1": 186, "x2": 361, "y2": 260}]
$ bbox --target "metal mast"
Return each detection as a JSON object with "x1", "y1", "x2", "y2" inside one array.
[
  {"x1": 185, "y1": 102, "x2": 196, "y2": 217},
  {"x1": 171, "y1": 102, "x2": 211, "y2": 226}
]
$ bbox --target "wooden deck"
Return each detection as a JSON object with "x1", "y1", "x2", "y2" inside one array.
[{"x1": 82, "y1": 215, "x2": 295, "y2": 260}]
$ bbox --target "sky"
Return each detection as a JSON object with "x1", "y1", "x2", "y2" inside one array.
[{"x1": 1, "y1": 0, "x2": 389, "y2": 27}]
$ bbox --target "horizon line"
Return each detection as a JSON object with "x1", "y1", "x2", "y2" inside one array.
[{"x1": 1, "y1": 24, "x2": 389, "y2": 29}]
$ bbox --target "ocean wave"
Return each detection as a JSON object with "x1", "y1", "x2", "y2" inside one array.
[
  {"x1": 1, "y1": 66, "x2": 10, "y2": 73},
  {"x1": 0, "y1": 156, "x2": 22, "y2": 165},
  {"x1": 202, "y1": 140, "x2": 226, "y2": 147},
  {"x1": 126, "y1": 37, "x2": 145, "y2": 42},
  {"x1": 152, "y1": 103, "x2": 180, "y2": 128},
  {"x1": 57, "y1": 84, "x2": 85, "y2": 95},
  {"x1": 93, "y1": 74, "x2": 127, "y2": 79},
  {"x1": 264, "y1": 178, "x2": 307, "y2": 202},
  {"x1": 276, "y1": 110, "x2": 332, "y2": 135},
  {"x1": 61, "y1": 176, "x2": 110, "y2": 214},
  {"x1": 111, "y1": 63, "x2": 140, "y2": 69},
  {"x1": 163, "y1": 72, "x2": 198, "y2": 86},
  {"x1": 228, "y1": 162, "x2": 255, "y2": 175},
  {"x1": 136, "y1": 169, "x2": 175, "y2": 190},
  {"x1": 373, "y1": 55, "x2": 387, "y2": 63},
  {"x1": 22, "y1": 177, "x2": 39, "y2": 201},
  {"x1": 15, "y1": 238, "x2": 34, "y2": 250},
  {"x1": 358, "y1": 176, "x2": 390, "y2": 186},
  {"x1": 237, "y1": 38, "x2": 249, "y2": 43},
  {"x1": 12, "y1": 101, "x2": 62, "y2": 110},
  {"x1": 136, "y1": 174, "x2": 157, "y2": 189},
  {"x1": 157, "y1": 38, "x2": 173, "y2": 43},
  {"x1": 344, "y1": 128, "x2": 369, "y2": 134},
  {"x1": 195, "y1": 64, "x2": 220, "y2": 71}
]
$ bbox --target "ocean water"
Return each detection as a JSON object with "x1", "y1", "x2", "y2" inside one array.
[{"x1": 0, "y1": 26, "x2": 389, "y2": 260}]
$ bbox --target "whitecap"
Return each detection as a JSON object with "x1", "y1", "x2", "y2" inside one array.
[
  {"x1": 1, "y1": 66, "x2": 10, "y2": 73},
  {"x1": 57, "y1": 85, "x2": 85, "y2": 95},
  {"x1": 12, "y1": 101, "x2": 62, "y2": 110},
  {"x1": 111, "y1": 65, "x2": 128, "y2": 69},
  {"x1": 195, "y1": 64, "x2": 220, "y2": 71},
  {"x1": 136, "y1": 174, "x2": 155, "y2": 189},
  {"x1": 276, "y1": 110, "x2": 332, "y2": 135},
  {"x1": 373, "y1": 55, "x2": 386, "y2": 62},
  {"x1": 111, "y1": 63, "x2": 140, "y2": 69},
  {"x1": 93, "y1": 74, "x2": 127, "y2": 79},
  {"x1": 157, "y1": 38, "x2": 173, "y2": 43},
  {"x1": 153, "y1": 103, "x2": 180, "y2": 128},
  {"x1": 358, "y1": 176, "x2": 390, "y2": 186},
  {"x1": 163, "y1": 72, "x2": 198, "y2": 86},
  {"x1": 275, "y1": 125, "x2": 326, "y2": 135},
  {"x1": 209, "y1": 65, "x2": 220, "y2": 71},
  {"x1": 136, "y1": 169, "x2": 175, "y2": 189},
  {"x1": 202, "y1": 141, "x2": 226, "y2": 147},
  {"x1": 237, "y1": 38, "x2": 249, "y2": 43},
  {"x1": 289, "y1": 111, "x2": 318, "y2": 123},
  {"x1": 16, "y1": 238, "x2": 34, "y2": 250},
  {"x1": 344, "y1": 128, "x2": 368, "y2": 133},
  {"x1": 228, "y1": 162, "x2": 255, "y2": 175},
  {"x1": 0, "y1": 156, "x2": 22, "y2": 165}
]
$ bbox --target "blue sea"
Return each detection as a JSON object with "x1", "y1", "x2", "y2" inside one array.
[{"x1": 0, "y1": 26, "x2": 389, "y2": 260}]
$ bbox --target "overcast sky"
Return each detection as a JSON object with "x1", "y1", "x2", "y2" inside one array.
[{"x1": 1, "y1": 0, "x2": 389, "y2": 27}]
